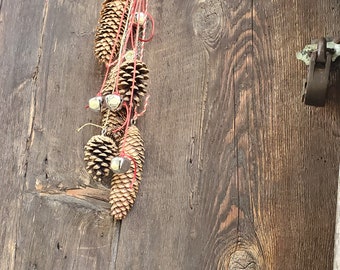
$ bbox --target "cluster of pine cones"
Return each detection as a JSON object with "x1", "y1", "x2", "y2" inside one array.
[{"x1": 83, "y1": 0, "x2": 150, "y2": 220}]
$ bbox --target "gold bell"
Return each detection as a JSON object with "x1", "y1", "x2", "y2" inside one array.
[
  {"x1": 110, "y1": 157, "x2": 131, "y2": 173},
  {"x1": 105, "y1": 94, "x2": 122, "y2": 111},
  {"x1": 88, "y1": 96, "x2": 103, "y2": 112}
]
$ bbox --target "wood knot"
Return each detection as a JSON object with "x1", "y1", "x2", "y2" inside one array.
[
  {"x1": 228, "y1": 250, "x2": 259, "y2": 270},
  {"x1": 191, "y1": 0, "x2": 225, "y2": 49},
  {"x1": 219, "y1": 237, "x2": 264, "y2": 270}
]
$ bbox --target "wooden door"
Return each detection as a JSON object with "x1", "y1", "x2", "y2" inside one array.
[{"x1": 0, "y1": 0, "x2": 339, "y2": 269}]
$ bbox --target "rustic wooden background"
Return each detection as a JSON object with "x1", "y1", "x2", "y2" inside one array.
[{"x1": 0, "y1": 0, "x2": 339, "y2": 269}]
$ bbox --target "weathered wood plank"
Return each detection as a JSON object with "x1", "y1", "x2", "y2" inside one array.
[
  {"x1": 256, "y1": 1, "x2": 339, "y2": 269},
  {"x1": 21, "y1": 0, "x2": 121, "y2": 268},
  {"x1": 0, "y1": 0, "x2": 120, "y2": 269},
  {"x1": 115, "y1": 0, "x2": 340, "y2": 269},
  {"x1": 115, "y1": 0, "x2": 210, "y2": 269},
  {"x1": 0, "y1": 1, "x2": 49, "y2": 269},
  {"x1": 116, "y1": 0, "x2": 263, "y2": 268}
]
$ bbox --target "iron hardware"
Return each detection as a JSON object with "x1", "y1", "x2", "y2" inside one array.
[{"x1": 297, "y1": 37, "x2": 340, "y2": 107}]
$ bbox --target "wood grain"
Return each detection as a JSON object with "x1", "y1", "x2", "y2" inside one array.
[
  {"x1": 115, "y1": 0, "x2": 340, "y2": 269},
  {"x1": 0, "y1": 0, "x2": 118, "y2": 269},
  {"x1": 0, "y1": 0, "x2": 339, "y2": 269}
]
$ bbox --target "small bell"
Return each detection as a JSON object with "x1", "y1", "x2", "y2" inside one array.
[
  {"x1": 110, "y1": 156, "x2": 131, "y2": 173},
  {"x1": 89, "y1": 96, "x2": 103, "y2": 112},
  {"x1": 105, "y1": 94, "x2": 122, "y2": 111},
  {"x1": 124, "y1": 50, "x2": 135, "y2": 62},
  {"x1": 135, "y1": 12, "x2": 147, "y2": 26}
]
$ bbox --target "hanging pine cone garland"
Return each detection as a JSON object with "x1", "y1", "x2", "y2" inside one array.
[
  {"x1": 84, "y1": 135, "x2": 118, "y2": 182},
  {"x1": 102, "y1": 60, "x2": 149, "y2": 107},
  {"x1": 110, "y1": 125, "x2": 145, "y2": 220},
  {"x1": 101, "y1": 108, "x2": 127, "y2": 143},
  {"x1": 95, "y1": 0, "x2": 130, "y2": 64},
  {"x1": 80, "y1": 0, "x2": 154, "y2": 219}
]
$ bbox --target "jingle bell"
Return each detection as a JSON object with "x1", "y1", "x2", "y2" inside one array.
[
  {"x1": 88, "y1": 96, "x2": 103, "y2": 112},
  {"x1": 135, "y1": 12, "x2": 147, "y2": 25},
  {"x1": 125, "y1": 50, "x2": 135, "y2": 62},
  {"x1": 105, "y1": 94, "x2": 122, "y2": 111},
  {"x1": 110, "y1": 156, "x2": 131, "y2": 173}
]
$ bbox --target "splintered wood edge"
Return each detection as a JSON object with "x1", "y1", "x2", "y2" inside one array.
[
  {"x1": 66, "y1": 187, "x2": 110, "y2": 202},
  {"x1": 36, "y1": 186, "x2": 111, "y2": 211}
]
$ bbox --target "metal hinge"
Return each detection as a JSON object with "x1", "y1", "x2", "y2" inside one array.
[{"x1": 296, "y1": 37, "x2": 340, "y2": 107}]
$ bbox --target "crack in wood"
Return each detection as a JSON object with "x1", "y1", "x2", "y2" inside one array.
[
  {"x1": 197, "y1": 53, "x2": 208, "y2": 171},
  {"x1": 32, "y1": 0, "x2": 49, "y2": 82},
  {"x1": 35, "y1": 185, "x2": 111, "y2": 206},
  {"x1": 189, "y1": 190, "x2": 195, "y2": 210},
  {"x1": 22, "y1": 86, "x2": 37, "y2": 181},
  {"x1": 70, "y1": 30, "x2": 94, "y2": 37},
  {"x1": 44, "y1": 155, "x2": 49, "y2": 180},
  {"x1": 111, "y1": 220, "x2": 122, "y2": 270},
  {"x1": 13, "y1": 78, "x2": 31, "y2": 94},
  {"x1": 232, "y1": 65, "x2": 242, "y2": 259},
  {"x1": 24, "y1": 0, "x2": 49, "y2": 180},
  {"x1": 34, "y1": 190, "x2": 111, "y2": 212}
]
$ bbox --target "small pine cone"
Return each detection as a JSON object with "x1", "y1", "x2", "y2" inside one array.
[
  {"x1": 101, "y1": 108, "x2": 127, "y2": 143},
  {"x1": 110, "y1": 125, "x2": 145, "y2": 220},
  {"x1": 94, "y1": 0, "x2": 130, "y2": 64},
  {"x1": 102, "y1": 60, "x2": 149, "y2": 107},
  {"x1": 84, "y1": 135, "x2": 118, "y2": 182}
]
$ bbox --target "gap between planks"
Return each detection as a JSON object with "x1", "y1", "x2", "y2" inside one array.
[{"x1": 334, "y1": 165, "x2": 340, "y2": 270}]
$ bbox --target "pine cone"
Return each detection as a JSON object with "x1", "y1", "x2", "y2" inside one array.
[
  {"x1": 102, "y1": 60, "x2": 149, "y2": 107},
  {"x1": 95, "y1": 0, "x2": 130, "y2": 64},
  {"x1": 84, "y1": 135, "x2": 118, "y2": 182},
  {"x1": 101, "y1": 108, "x2": 127, "y2": 143},
  {"x1": 110, "y1": 125, "x2": 145, "y2": 220}
]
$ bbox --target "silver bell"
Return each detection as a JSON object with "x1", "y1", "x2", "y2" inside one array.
[
  {"x1": 125, "y1": 50, "x2": 135, "y2": 62},
  {"x1": 135, "y1": 12, "x2": 147, "y2": 25},
  {"x1": 105, "y1": 94, "x2": 122, "y2": 111},
  {"x1": 110, "y1": 157, "x2": 131, "y2": 173},
  {"x1": 88, "y1": 96, "x2": 103, "y2": 112}
]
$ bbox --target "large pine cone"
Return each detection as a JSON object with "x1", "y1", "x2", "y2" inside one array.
[
  {"x1": 84, "y1": 135, "x2": 118, "y2": 182},
  {"x1": 110, "y1": 125, "x2": 145, "y2": 220},
  {"x1": 101, "y1": 108, "x2": 127, "y2": 143},
  {"x1": 95, "y1": 0, "x2": 130, "y2": 64},
  {"x1": 102, "y1": 60, "x2": 149, "y2": 107}
]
